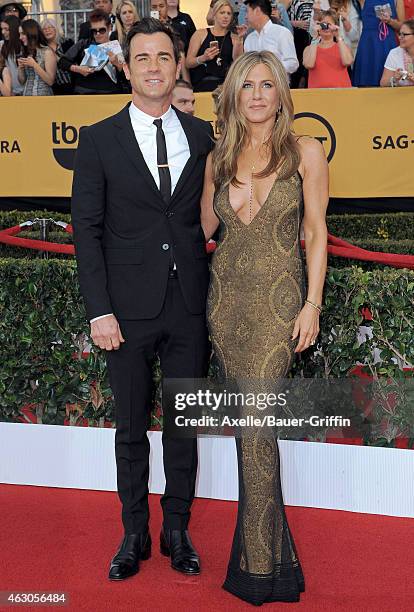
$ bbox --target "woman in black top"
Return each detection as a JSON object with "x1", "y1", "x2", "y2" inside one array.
[
  {"x1": 167, "y1": 0, "x2": 196, "y2": 52},
  {"x1": 58, "y1": 10, "x2": 121, "y2": 95},
  {"x1": 186, "y1": 0, "x2": 243, "y2": 92}
]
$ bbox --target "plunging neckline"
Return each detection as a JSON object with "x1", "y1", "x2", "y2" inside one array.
[{"x1": 227, "y1": 173, "x2": 279, "y2": 228}]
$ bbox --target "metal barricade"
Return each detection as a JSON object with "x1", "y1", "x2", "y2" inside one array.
[{"x1": 27, "y1": 1, "x2": 151, "y2": 43}]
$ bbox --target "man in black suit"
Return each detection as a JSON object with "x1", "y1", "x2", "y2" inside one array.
[
  {"x1": 78, "y1": 0, "x2": 116, "y2": 41},
  {"x1": 71, "y1": 18, "x2": 214, "y2": 581}
]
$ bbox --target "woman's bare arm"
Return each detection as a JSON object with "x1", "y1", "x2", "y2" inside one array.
[
  {"x1": 299, "y1": 137, "x2": 329, "y2": 307},
  {"x1": 200, "y1": 153, "x2": 219, "y2": 241}
]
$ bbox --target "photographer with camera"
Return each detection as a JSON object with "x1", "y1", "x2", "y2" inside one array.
[
  {"x1": 303, "y1": 9, "x2": 353, "y2": 87},
  {"x1": 380, "y1": 18, "x2": 414, "y2": 85}
]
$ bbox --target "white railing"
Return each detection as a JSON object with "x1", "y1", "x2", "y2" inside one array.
[
  {"x1": 28, "y1": 1, "x2": 151, "y2": 43},
  {"x1": 28, "y1": 10, "x2": 90, "y2": 42}
]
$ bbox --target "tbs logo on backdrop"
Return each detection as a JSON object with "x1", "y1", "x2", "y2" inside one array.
[
  {"x1": 293, "y1": 113, "x2": 336, "y2": 163},
  {"x1": 52, "y1": 122, "x2": 86, "y2": 170}
]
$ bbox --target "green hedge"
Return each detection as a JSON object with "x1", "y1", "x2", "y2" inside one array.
[
  {"x1": 327, "y1": 212, "x2": 414, "y2": 241},
  {"x1": 0, "y1": 259, "x2": 413, "y2": 446}
]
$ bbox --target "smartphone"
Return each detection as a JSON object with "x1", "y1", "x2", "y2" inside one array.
[
  {"x1": 210, "y1": 41, "x2": 219, "y2": 49},
  {"x1": 150, "y1": 10, "x2": 160, "y2": 19}
]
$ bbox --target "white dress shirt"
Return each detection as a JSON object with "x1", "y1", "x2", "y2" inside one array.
[
  {"x1": 244, "y1": 19, "x2": 299, "y2": 75},
  {"x1": 90, "y1": 103, "x2": 190, "y2": 323},
  {"x1": 128, "y1": 102, "x2": 190, "y2": 195}
]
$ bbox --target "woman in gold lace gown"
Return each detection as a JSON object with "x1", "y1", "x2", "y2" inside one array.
[{"x1": 201, "y1": 51, "x2": 328, "y2": 605}]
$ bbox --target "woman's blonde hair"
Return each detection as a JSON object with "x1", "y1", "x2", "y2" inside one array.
[
  {"x1": 212, "y1": 0, "x2": 234, "y2": 18},
  {"x1": 212, "y1": 51, "x2": 300, "y2": 192},
  {"x1": 116, "y1": 0, "x2": 140, "y2": 45}
]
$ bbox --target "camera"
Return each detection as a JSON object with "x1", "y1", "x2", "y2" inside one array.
[{"x1": 319, "y1": 22, "x2": 330, "y2": 30}]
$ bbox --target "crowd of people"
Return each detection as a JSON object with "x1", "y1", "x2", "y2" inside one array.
[{"x1": 0, "y1": 0, "x2": 413, "y2": 97}]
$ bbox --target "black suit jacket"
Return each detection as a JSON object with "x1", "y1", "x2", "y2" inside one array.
[{"x1": 71, "y1": 104, "x2": 214, "y2": 321}]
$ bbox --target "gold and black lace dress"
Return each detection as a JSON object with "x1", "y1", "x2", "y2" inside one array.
[{"x1": 207, "y1": 172, "x2": 306, "y2": 606}]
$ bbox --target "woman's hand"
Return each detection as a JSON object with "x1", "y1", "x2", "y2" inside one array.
[
  {"x1": 236, "y1": 24, "x2": 248, "y2": 38},
  {"x1": 292, "y1": 303, "x2": 320, "y2": 353},
  {"x1": 203, "y1": 45, "x2": 220, "y2": 62},
  {"x1": 393, "y1": 68, "x2": 414, "y2": 82},
  {"x1": 379, "y1": 10, "x2": 392, "y2": 23},
  {"x1": 107, "y1": 51, "x2": 124, "y2": 70},
  {"x1": 75, "y1": 65, "x2": 94, "y2": 76},
  {"x1": 18, "y1": 56, "x2": 36, "y2": 68}
]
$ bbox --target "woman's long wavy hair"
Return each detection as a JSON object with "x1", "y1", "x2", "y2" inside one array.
[
  {"x1": 212, "y1": 51, "x2": 300, "y2": 192},
  {"x1": 1, "y1": 15, "x2": 21, "y2": 61},
  {"x1": 116, "y1": 0, "x2": 140, "y2": 46},
  {"x1": 21, "y1": 19, "x2": 48, "y2": 57}
]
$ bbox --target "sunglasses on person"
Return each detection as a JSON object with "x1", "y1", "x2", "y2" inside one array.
[
  {"x1": 399, "y1": 31, "x2": 414, "y2": 38},
  {"x1": 91, "y1": 27, "x2": 108, "y2": 35}
]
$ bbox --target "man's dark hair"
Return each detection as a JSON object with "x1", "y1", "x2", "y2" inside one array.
[
  {"x1": 124, "y1": 17, "x2": 181, "y2": 65},
  {"x1": 89, "y1": 9, "x2": 111, "y2": 26},
  {"x1": 174, "y1": 79, "x2": 193, "y2": 91},
  {"x1": 243, "y1": 0, "x2": 272, "y2": 17}
]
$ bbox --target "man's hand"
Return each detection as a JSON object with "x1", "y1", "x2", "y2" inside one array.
[{"x1": 90, "y1": 315, "x2": 125, "y2": 351}]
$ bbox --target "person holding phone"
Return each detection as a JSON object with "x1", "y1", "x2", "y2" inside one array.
[
  {"x1": 17, "y1": 19, "x2": 56, "y2": 96},
  {"x1": 186, "y1": 0, "x2": 243, "y2": 91},
  {"x1": 150, "y1": 0, "x2": 169, "y2": 22},
  {"x1": 380, "y1": 18, "x2": 414, "y2": 85}
]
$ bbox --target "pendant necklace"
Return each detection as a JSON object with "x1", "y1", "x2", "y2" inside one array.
[
  {"x1": 249, "y1": 162, "x2": 255, "y2": 224},
  {"x1": 211, "y1": 29, "x2": 227, "y2": 66}
]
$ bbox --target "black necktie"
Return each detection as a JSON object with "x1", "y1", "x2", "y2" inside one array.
[{"x1": 153, "y1": 118, "x2": 171, "y2": 205}]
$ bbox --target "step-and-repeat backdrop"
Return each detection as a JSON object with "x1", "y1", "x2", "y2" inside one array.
[{"x1": 0, "y1": 88, "x2": 413, "y2": 199}]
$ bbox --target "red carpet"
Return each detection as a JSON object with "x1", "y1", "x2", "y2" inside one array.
[{"x1": 0, "y1": 484, "x2": 413, "y2": 611}]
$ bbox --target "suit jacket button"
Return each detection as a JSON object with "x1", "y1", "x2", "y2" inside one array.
[
  {"x1": 162, "y1": 243, "x2": 170, "y2": 250},
  {"x1": 166, "y1": 211, "x2": 174, "y2": 218}
]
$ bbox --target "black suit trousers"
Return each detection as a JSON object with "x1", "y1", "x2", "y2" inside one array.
[{"x1": 106, "y1": 276, "x2": 210, "y2": 534}]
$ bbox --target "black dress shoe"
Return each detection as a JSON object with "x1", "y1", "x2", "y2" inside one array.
[
  {"x1": 160, "y1": 529, "x2": 200, "y2": 575},
  {"x1": 108, "y1": 532, "x2": 151, "y2": 581}
]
